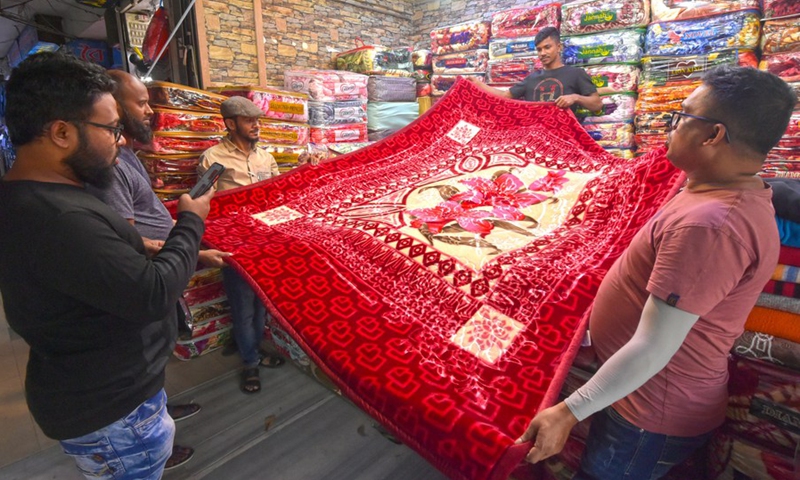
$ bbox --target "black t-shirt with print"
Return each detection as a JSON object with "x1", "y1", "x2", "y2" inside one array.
[{"x1": 509, "y1": 66, "x2": 597, "y2": 109}]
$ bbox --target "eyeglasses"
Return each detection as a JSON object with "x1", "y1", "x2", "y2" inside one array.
[
  {"x1": 78, "y1": 121, "x2": 125, "y2": 142},
  {"x1": 668, "y1": 111, "x2": 731, "y2": 143}
]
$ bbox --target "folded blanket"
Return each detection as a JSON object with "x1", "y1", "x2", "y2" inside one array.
[
  {"x1": 763, "y1": 0, "x2": 800, "y2": 19},
  {"x1": 764, "y1": 280, "x2": 800, "y2": 299},
  {"x1": 645, "y1": 10, "x2": 761, "y2": 57},
  {"x1": 562, "y1": 0, "x2": 649, "y2": 36},
  {"x1": 772, "y1": 264, "x2": 800, "y2": 283},
  {"x1": 766, "y1": 178, "x2": 800, "y2": 224},
  {"x1": 777, "y1": 217, "x2": 800, "y2": 248},
  {"x1": 780, "y1": 245, "x2": 800, "y2": 267},
  {"x1": 745, "y1": 306, "x2": 800, "y2": 344},
  {"x1": 651, "y1": 0, "x2": 759, "y2": 23},
  {"x1": 490, "y1": 3, "x2": 561, "y2": 40},
  {"x1": 757, "y1": 293, "x2": 800, "y2": 315},
  {"x1": 733, "y1": 330, "x2": 800, "y2": 372},
  {"x1": 761, "y1": 17, "x2": 800, "y2": 56}
]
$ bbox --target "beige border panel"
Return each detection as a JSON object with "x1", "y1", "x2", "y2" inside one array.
[
  {"x1": 194, "y1": 0, "x2": 211, "y2": 88},
  {"x1": 253, "y1": 0, "x2": 267, "y2": 87}
]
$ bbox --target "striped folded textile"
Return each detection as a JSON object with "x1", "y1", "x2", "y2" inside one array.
[
  {"x1": 772, "y1": 264, "x2": 800, "y2": 283},
  {"x1": 756, "y1": 292, "x2": 800, "y2": 314},
  {"x1": 779, "y1": 245, "x2": 800, "y2": 266},
  {"x1": 744, "y1": 306, "x2": 800, "y2": 344},
  {"x1": 763, "y1": 280, "x2": 800, "y2": 298}
]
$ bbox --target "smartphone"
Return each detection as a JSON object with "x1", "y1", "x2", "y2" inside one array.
[{"x1": 189, "y1": 162, "x2": 225, "y2": 198}]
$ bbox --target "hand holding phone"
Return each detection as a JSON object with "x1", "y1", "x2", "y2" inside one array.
[{"x1": 189, "y1": 162, "x2": 225, "y2": 199}]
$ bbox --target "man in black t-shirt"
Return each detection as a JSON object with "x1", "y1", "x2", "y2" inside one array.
[{"x1": 470, "y1": 27, "x2": 602, "y2": 112}]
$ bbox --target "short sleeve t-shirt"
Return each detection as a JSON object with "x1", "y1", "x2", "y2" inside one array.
[
  {"x1": 509, "y1": 66, "x2": 597, "y2": 107},
  {"x1": 589, "y1": 185, "x2": 779, "y2": 436}
]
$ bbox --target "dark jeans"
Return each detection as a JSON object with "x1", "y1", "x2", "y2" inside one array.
[
  {"x1": 574, "y1": 407, "x2": 712, "y2": 480},
  {"x1": 222, "y1": 267, "x2": 266, "y2": 368}
]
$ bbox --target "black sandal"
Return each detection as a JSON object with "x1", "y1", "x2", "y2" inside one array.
[
  {"x1": 240, "y1": 367, "x2": 261, "y2": 394},
  {"x1": 164, "y1": 445, "x2": 194, "y2": 470}
]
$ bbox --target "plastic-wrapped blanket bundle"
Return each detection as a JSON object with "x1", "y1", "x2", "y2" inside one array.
[
  {"x1": 760, "y1": 51, "x2": 800, "y2": 83},
  {"x1": 140, "y1": 153, "x2": 200, "y2": 175},
  {"x1": 576, "y1": 93, "x2": 636, "y2": 123},
  {"x1": 368, "y1": 76, "x2": 417, "y2": 102},
  {"x1": 147, "y1": 81, "x2": 228, "y2": 112},
  {"x1": 258, "y1": 119, "x2": 310, "y2": 145},
  {"x1": 563, "y1": 29, "x2": 645, "y2": 66},
  {"x1": 335, "y1": 43, "x2": 413, "y2": 76},
  {"x1": 309, "y1": 123, "x2": 368, "y2": 144},
  {"x1": 258, "y1": 144, "x2": 307, "y2": 173},
  {"x1": 136, "y1": 132, "x2": 222, "y2": 155},
  {"x1": 583, "y1": 64, "x2": 639, "y2": 94},
  {"x1": 284, "y1": 70, "x2": 369, "y2": 103},
  {"x1": 215, "y1": 86, "x2": 309, "y2": 123},
  {"x1": 645, "y1": 10, "x2": 761, "y2": 57},
  {"x1": 150, "y1": 108, "x2": 225, "y2": 134},
  {"x1": 432, "y1": 49, "x2": 489, "y2": 74},
  {"x1": 605, "y1": 148, "x2": 635, "y2": 159},
  {"x1": 490, "y1": 3, "x2": 561, "y2": 40},
  {"x1": 412, "y1": 49, "x2": 432, "y2": 69},
  {"x1": 708, "y1": 430, "x2": 796, "y2": 480},
  {"x1": 635, "y1": 83, "x2": 700, "y2": 114},
  {"x1": 431, "y1": 73, "x2": 485, "y2": 96},
  {"x1": 640, "y1": 50, "x2": 758, "y2": 88},
  {"x1": 651, "y1": 0, "x2": 759, "y2": 23},
  {"x1": 367, "y1": 102, "x2": 419, "y2": 131},
  {"x1": 763, "y1": 0, "x2": 800, "y2": 19},
  {"x1": 489, "y1": 36, "x2": 541, "y2": 61},
  {"x1": 308, "y1": 100, "x2": 368, "y2": 126},
  {"x1": 583, "y1": 122, "x2": 635, "y2": 148},
  {"x1": 761, "y1": 17, "x2": 800, "y2": 56},
  {"x1": 635, "y1": 111, "x2": 672, "y2": 134},
  {"x1": 561, "y1": 0, "x2": 649, "y2": 36},
  {"x1": 635, "y1": 132, "x2": 668, "y2": 154},
  {"x1": 430, "y1": 20, "x2": 491, "y2": 55},
  {"x1": 486, "y1": 57, "x2": 542, "y2": 84}
]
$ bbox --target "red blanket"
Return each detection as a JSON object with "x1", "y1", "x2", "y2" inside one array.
[{"x1": 200, "y1": 79, "x2": 681, "y2": 480}]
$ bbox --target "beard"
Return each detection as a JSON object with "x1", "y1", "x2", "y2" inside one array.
[
  {"x1": 121, "y1": 106, "x2": 153, "y2": 144},
  {"x1": 64, "y1": 127, "x2": 116, "y2": 189}
]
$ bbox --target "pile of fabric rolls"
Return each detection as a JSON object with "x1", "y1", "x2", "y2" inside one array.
[
  {"x1": 486, "y1": 3, "x2": 559, "y2": 92},
  {"x1": 140, "y1": 81, "x2": 227, "y2": 201},
  {"x1": 711, "y1": 183, "x2": 800, "y2": 479},
  {"x1": 429, "y1": 19, "x2": 491, "y2": 96},
  {"x1": 211, "y1": 85, "x2": 310, "y2": 175},
  {"x1": 560, "y1": 0, "x2": 648, "y2": 159},
  {"x1": 759, "y1": 2, "x2": 800, "y2": 178}
]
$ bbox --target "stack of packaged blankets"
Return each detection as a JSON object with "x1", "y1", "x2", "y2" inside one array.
[
  {"x1": 141, "y1": 81, "x2": 227, "y2": 201},
  {"x1": 759, "y1": 3, "x2": 800, "y2": 178},
  {"x1": 430, "y1": 19, "x2": 491, "y2": 96},
  {"x1": 173, "y1": 268, "x2": 232, "y2": 361},
  {"x1": 709, "y1": 182, "x2": 800, "y2": 479},
  {"x1": 284, "y1": 69, "x2": 369, "y2": 150},
  {"x1": 560, "y1": 0, "x2": 649, "y2": 159},
  {"x1": 413, "y1": 48, "x2": 433, "y2": 109},
  {"x1": 486, "y1": 3, "x2": 558, "y2": 93},
  {"x1": 212, "y1": 85, "x2": 310, "y2": 174},
  {"x1": 636, "y1": 1, "x2": 761, "y2": 156}
]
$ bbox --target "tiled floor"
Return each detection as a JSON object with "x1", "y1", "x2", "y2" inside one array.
[{"x1": 0, "y1": 294, "x2": 240, "y2": 469}]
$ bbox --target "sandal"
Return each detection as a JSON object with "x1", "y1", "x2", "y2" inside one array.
[
  {"x1": 258, "y1": 354, "x2": 286, "y2": 369},
  {"x1": 164, "y1": 445, "x2": 194, "y2": 470},
  {"x1": 241, "y1": 367, "x2": 261, "y2": 394},
  {"x1": 167, "y1": 403, "x2": 201, "y2": 422}
]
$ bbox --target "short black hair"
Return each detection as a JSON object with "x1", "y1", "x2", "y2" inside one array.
[
  {"x1": 702, "y1": 65, "x2": 796, "y2": 155},
  {"x1": 6, "y1": 51, "x2": 115, "y2": 147},
  {"x1": 534, "y1": 27, "x2": 560, "y2": 46}
]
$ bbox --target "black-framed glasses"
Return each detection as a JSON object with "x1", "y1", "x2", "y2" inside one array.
[
  {"x1": 668, "y1": 111, "x2": 731, "y2": 143},
  {"x1": 78, "y1": 121, "x2": 125, "y2": 142}
]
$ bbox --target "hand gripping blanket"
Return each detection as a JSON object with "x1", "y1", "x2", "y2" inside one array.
[{"x1": 199, "y1": 79, "x2": 681, "y2": 480}]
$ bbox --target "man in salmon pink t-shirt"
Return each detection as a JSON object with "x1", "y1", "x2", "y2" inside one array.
[{"x1": 516, "y1": 66, "x2": 797, "y2": 479}]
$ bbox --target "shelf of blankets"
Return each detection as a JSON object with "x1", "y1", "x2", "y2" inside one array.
[
  {"x1": 490, "y1": 2, "x2": 561, "y2": 41},
  {"x1": 209, "y1": 86, "x2": 309, "y2": 124},
  {"x1": 334, "y1": 41, "x2": 414, "y2": 77},
  {"x1": 367, "y1": 76, "x2": 417, "y2": 103},
  {"x1": 367, "y1": 101, "x2": 419, "y2": 141},
  {"x1": 429, "y1": 19, "x2": 490, "y2": 56},
  {"x1": 150, "y1": 107, "x2": 226, "y2": 134},
  {"x1": 562, "y1": 28, "x2": 645, "y2": 67},
  {"x1": 644, "y1": 10, "x2": 761, "y2": 58},
  {"x1": 431, "y1": 73, "x2": 485, "y2": 97},
  {"x1": 257, "y1": 118, "x2": 310, "y2": 146},
  {"x1": 308, "y1": 122, "x2": 368, "y2": 144},
  {"x1": 284, "y1": 70, "x2": 368, "y2": 103},
  {"x1": 759, "y1": 18, "x2": 800, "y2": 108},
  {"x1": 432, "y1": 49, "x2": 489, "y2": 75},
  {"x1": 560, "y1": 0, "x2": 649, "y2": 37},
  {"x1": 308, "y1": 99, "x2": 367, "y2": 127},
  {"x1": 174, "y1": 268, "x2": 232, "y2": 360},
  {"x1": 257, "y1": 144, "x2": 307, "y2": 174},
  {"x1": 486, "y1": 57, "x2": 542, "y2": 85},
  {"x1": 146, "y1": 81, "x2": 228, "y2": 113}
]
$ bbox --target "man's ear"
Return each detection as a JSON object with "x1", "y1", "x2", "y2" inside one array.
[
  {"x1": 703, "y1": 124, "x2": 727, "y2": 147},
  {"x1": 223, "y1": 117, "x2": 236, "y2": 130},
  {"x1": 47, "y1": 120, "x2": 75, "y2": 149}
]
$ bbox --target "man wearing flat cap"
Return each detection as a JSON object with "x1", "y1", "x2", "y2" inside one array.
[{"x1": 198, "y1": 96, "x2": 284, "y2": 395}]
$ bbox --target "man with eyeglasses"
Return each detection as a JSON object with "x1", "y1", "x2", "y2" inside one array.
[
  {"x1": 516, "y1": 65, "x2": 796, "y2": 479},
  {"x1": 0, "y1": 52, "x2": 213, "y2": 479}
]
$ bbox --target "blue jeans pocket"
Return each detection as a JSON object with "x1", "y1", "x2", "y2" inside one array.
[{"x1": 60, "y1": 436, "x2": 125, "y2": 479}]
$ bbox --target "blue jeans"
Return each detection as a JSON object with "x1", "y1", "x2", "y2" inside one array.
[
  {"x1": 574, "y1": 407, "x2": 712, "y2": 480},
  {"x1": 222, "y1": 267, "x2": 266, "y2": 368},
  {"x1": 59, "y1": 389, "x2": 174, "y2": 480}
]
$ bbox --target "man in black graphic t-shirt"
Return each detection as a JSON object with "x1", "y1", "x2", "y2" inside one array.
[{"x1": 469, "y1": 27, "x2": 602, "y2": 113}]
